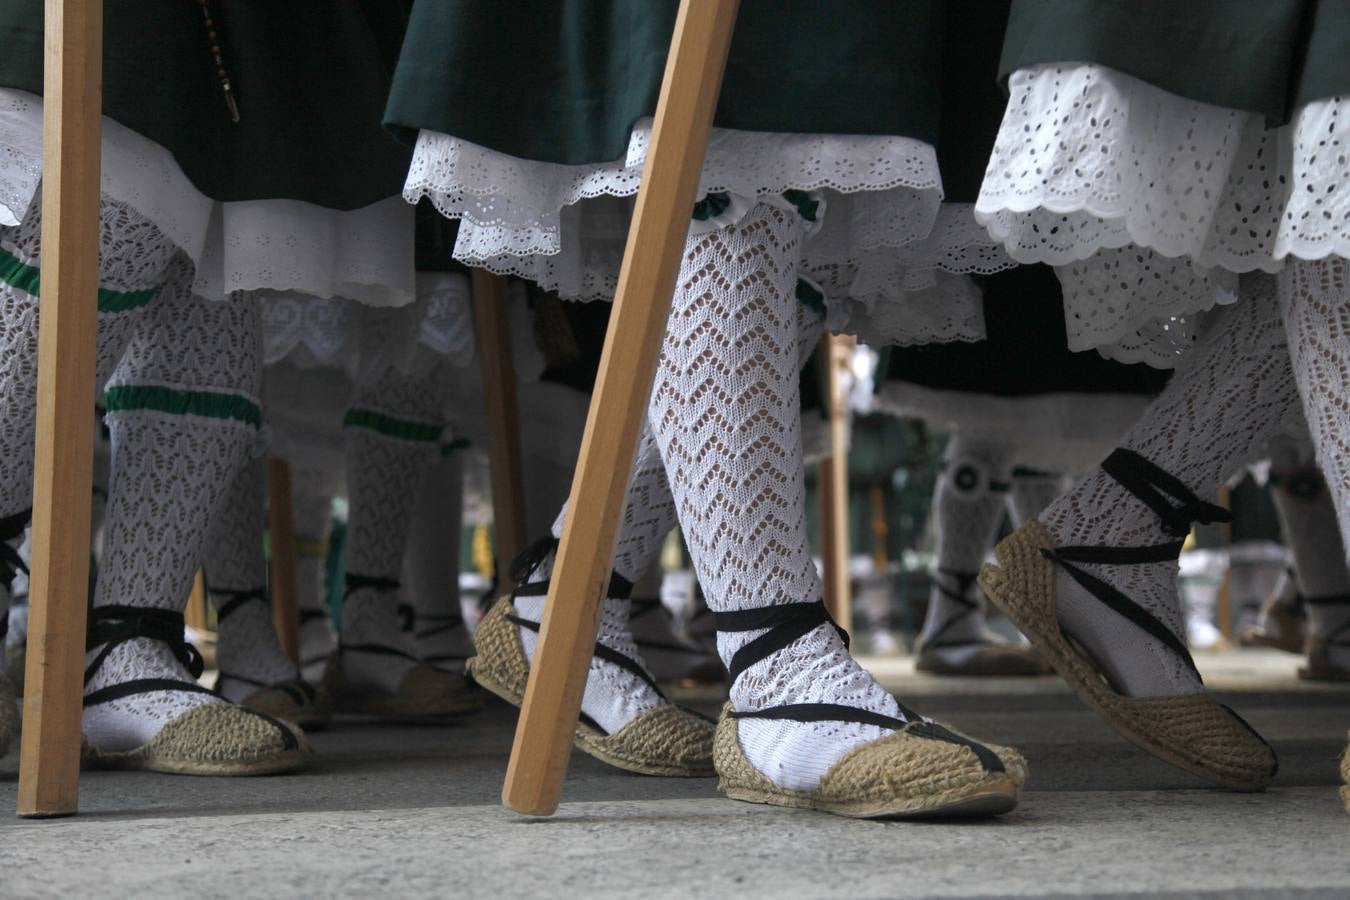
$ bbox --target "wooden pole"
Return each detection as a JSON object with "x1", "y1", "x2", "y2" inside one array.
[
  {"x1": 470, "y1": 270, "x2": 528, "y2": 579},
  {"x1": 17, "y1": 0, "x2": 103, "y2": 818},
  {"x1": 501, "y1": 0, "x2": 740, "y2": 816},
  {"x1": 818, "y1": 457, "x2": 838, "y2": 613},
  {"x1": 821, "y1": 336, "x2": 852, "y2": 634},
  {"x1": 266, "y1": 458, "x2": 300, "y2": 667},
  {"x1": 185, "y1": 570, "x2": 207, "y2": 632}
]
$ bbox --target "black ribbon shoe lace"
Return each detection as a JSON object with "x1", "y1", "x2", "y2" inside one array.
[
  {"x1": 504, "y1": 536, "x2": 670, "y2": 735},
  {"x1": 713, "y1": 601, "x2": 1005, "y2": 772},
  {"x1": 916, "y1": 568, "x2": 984, "y2": 652},
  {"x1": 337, "y1": 573, "x2": 420, "y2": 665},
  {"x1": 1040, "y1": 448, "x2": 1234, "y2": 686},
  {"x1": 209, "y1": 587, "x2": 317, "y2": 705},
  {"x1": 84, "y1": 605, "x2": 298, "y2": 749}
]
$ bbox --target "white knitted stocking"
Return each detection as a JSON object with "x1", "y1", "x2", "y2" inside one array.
[
  {"x1": 403, "y1": 449, "x2": 473, "y2": 670},
  {"x1": 340, "y1": 369, "x2": 443, "y2": 692},
  {"x1": 649, "y1": 202, "x2": 904, "y2": 792},
  {"x1": 920, "y1": 438, "x2": 1012, "y2": 655},
  {"x1": 205, "y1": 457, "x2": 299, "y2": 701},
  {"x1": 1042, "y1": 274, "x2": 1301, "y2": 697},
  {"x1": 85, "y1": 278, "x2": 263, "y2": 751}
]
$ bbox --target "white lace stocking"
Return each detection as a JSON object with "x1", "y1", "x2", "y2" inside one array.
[
  {"x1": 0, "y1": 194, "x2": 178, "y2": 521},
  {"x1": 649, "y1": 202, "x2": 904, "y2": 792},
  {"x1": 921, "y1": 438, "x2": 1011, "y2": 652},
  {"x1": 205, "y1": 457, "x2": 298, "y2": 700},
  {"x1": 1007, "y1": 470, "x2": 1067, "y2": 529},
  {"x1": 1041, "y1": 274, "x2": 1301, "y2": 697},
  {"x1": 403, "y1": 452, "x2": 473, "y2": 670},
  {"x1": 85, "y1": 279, "x2": 263, "y2": 751},
  {"x1": 1280, "y1": 258, "x2": 1350, "y2": 566},
  {"x1": 340, "y1": 369, "x2": 443, "y2": 692}
]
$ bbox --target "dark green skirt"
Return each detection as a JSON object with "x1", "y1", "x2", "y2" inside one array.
[
  {"x1": 0, "y1": 0, "x2": 411, "y2": 208},
  {"x1": 387, "y1": 0, "x2": 1013, "y2": 179},
  {"x1": 1000, "y1": 0, "x2": 1350, "y2": 124}
]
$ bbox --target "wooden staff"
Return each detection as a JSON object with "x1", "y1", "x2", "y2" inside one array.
[{"x1": 501, "y1": 0, "x2": 741, "y2": 816}]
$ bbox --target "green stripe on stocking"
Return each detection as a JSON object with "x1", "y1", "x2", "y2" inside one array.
[
  {"x1": 343, "y1": 408, "x2": 443, "y2": 443},
  {"x1": 104, "y1": 385, "x2": 261, "y2": 427},
  {"x1": 0, "y1": 245, "x2": 158, "y2": 312}
]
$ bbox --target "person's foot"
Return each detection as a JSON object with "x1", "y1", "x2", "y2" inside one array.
[
  {"x1": 981, "y1": 449, "x2": 1277, "y2": 790},
  {"x1": 1300, "y1": 594, "x2": 1350, "y2": 681},
  {"x1": 413, "y1": 608, "x2": 475, "y2": 673},
  {"x1": 83, "y1": 606, "x2": 308, "y2": 775},
  {"x1": 327, "y1": 579, "x2": 481, "y2": 719},
  {"x1": 713, "y1": 604, "x2": 1025, "y2": 817},
  {"x1": 467, "y1": 539, "x2": 714, "y2": 776},
  {"x1": 628, "y1": 596, "x2": 723, "y2": 683},
  {"x1": 212, "y1": 592, "x2": 331, "y2": 730},
  {"x1": 914, "y1": 572, "x2": 1047, "y2": 677},
  {"x1": 299, "y1": 608, "x2": 338, "y2": 684}
]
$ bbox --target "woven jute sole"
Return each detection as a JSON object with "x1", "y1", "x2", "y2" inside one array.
[
  {"x1": 714, "y1": 704, "x2": 1023, "y2": 819},
  {"x1": 980, "y1": 519, "x2": 1277, "y2": 791},
  {"x1": 0, "y1": 675, "x2": 18, "y2": 758},
  {"x1": 241, "y1": 680, "x2": 334, "y2": 731},
  {"x1": 324, "y1": 655, "x2": 483, "y2": 721},
  {"x1": 915, "y1": 644, "x2": 1049, "y2": 677},
  {"x1": 82, "y1": 703, "x2": 311, "y2": 776},
  {"x1": 468, "y1": 596, "x2": 715, "y2": 777}
]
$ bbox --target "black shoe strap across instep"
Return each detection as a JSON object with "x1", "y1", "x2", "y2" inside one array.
[
  {"x1": 1033, "y1": 448, "x2": 1225, "y2": 686},
  {"x1": 83, "y1": 605, "x2": 213, "y2": 707},
  {"x1": 919, "y1": 568, "x2": 984, "y2": 651},
  {"x1": 714, "y1": 601, "x2": 849, "y2": 685},
  {"x1": 505, "y1": 612, "x2": 665, "y2": 700},
  {"x1": 210, "y1": 586, "x2": 267, "y2": 623}
]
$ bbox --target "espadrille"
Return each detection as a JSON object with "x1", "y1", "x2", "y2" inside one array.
[
  {"x1": 468, "y1": 595, "x2": 715, "y2": 777},
  {"x1": 0, "y1": 672, "x2": 18, "y2": 758},
  {"x1": 323, "y1": 652, "x2": 483, "y2": 720},
  {"x1": 1239, "y1": 582, "x2": 1306, "y2": 654},
  {"x1": 82, "y1": 605, "x2": 310, "y2": 775},
  {"x1": 216, "y1": 673, "x2": 333, "y2": 730},
  {"x1": 978, "y1": 450, "x2": 1277, "y2": 791},
  {"x1": 83, "y1": 703, "x2": 310, "y2": 775},
  {"x1": 714, "y1": 703, "x2": 1024, "y2": 818}
]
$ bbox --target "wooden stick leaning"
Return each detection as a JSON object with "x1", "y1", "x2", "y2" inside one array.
[
  {"x1": 501, "y1": 0, "x2": 741, "y2": 816},
  {"x1": 267, "y1": 458, "x2": 301, "y2": 667},
  {"x1": 17, "y1": 0, "x2": 103, "y2": 818},
  {"x1": 824, "y1": 335, "x2": 853, "y2": 635},
  {"x1": 471, "y1": 269, "x2": 528, "y2": 579}
]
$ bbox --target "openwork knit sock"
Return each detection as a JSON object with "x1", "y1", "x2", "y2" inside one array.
[
  {"x1": 85, "y1": 275, "x2": 263, "y2": 751},
  {"x1": 649, "y1": 202, "x2": 903, "y2": 792},
  {"x1": 1007, "y1": 467, "x2": 1067, "y2": 529},
  {"x1": 920, "y1": 438, "x2": 1012, "y2": 655},
  {"x1": 291, "y1": 462, "x2": 340, "y2": 678},
  {"x1": 340, "y1": 369, "x2": 443, "y2": 693},
  {"x1": 205, "y1": 457, "x2": 299, "y2": 702},
  {"x1": 0, "y1": 192, "x2": 178, "y2": 523},
  {"x1": 512, "y1": 424, "x2": 674, "y2": 734},
  {"x1": 404, "y1": 448, "x2": 474, "y2": 670},
  {"x1": 1041, "y1": 274, "x2": 1301, "y2": 697},
  {"x1": 1281, "y1": 257, "x2": 1350, "y2": 566}
]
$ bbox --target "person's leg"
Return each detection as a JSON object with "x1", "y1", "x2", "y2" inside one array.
[
  {"x1": 331, "y1": 367, "x2": 480, "y2": 716},
  {"x1": 403, "y1": 444, "x2": 473, "y2": 671},
  {"x1": 1006, "y1": 466, "x2": 1067, "y2": 529},
  {"x1": 984, "y1": 273, "x2": 1294, "y2": 788},
  {"x1": 1279, "y1": 258, "x2": 1350, "y2": 677},
  {"x1": 86, "y1": 277, "x2": 305, "y2": 772},
  {"x1": 647, "y1": 201, "x2": 1022, "y2": 812},
  {"x1": 916, "y1": 437, "x2": 1043, "y2": 675},
  {"x1": 204, "y1": 456, "x2": 329, "y2": 727}
]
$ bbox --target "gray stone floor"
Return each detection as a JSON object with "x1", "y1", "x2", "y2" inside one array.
[{"x1": 1, "y1": 649, "x2": 1347, "y2": 898}]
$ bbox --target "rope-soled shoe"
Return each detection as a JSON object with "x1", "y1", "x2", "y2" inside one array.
[
  {"x1": 82, "y1": 606, "x2": 310, "y2": 775},
  {"x1": 980, "y1": 449, "x2": 1277, "y2": 790},
  {"x1": 712, "y1": 601, "x2": 1025, "y2": 818},
  {"x1": 468, "y1": 595, "x2": 715, "y2": 777}
]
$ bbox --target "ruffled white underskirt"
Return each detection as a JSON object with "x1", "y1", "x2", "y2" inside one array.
[
  {"x1": 0, "y1": 89, "x2": 414, "y2": 308},
  {"x1": 404, "y1": 121, "x2": 1019, "y2": 346},
  {"x1": 976, "y1": 64, "x2": 1350, "y2": 366}
]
